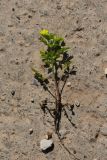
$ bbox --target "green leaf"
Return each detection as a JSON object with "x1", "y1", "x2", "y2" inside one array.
[
  {"x1": 31, "y1": 67, "x2": 49, "y2": 85},
  {"x1": 39, "y1": 36, "x2": 48, "y2": 45},
  {"x1": 57, "y1": 47, "x2": 69, "y2": 54}
]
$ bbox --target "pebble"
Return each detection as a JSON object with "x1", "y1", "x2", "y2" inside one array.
[
  {"x1": 0, "y1": 96, "x2": 6, "y2": 101},
  {"x1": 31, "y1": 98, "x2": 34, "y2": 103},
  {"x1": 28, "y1": 15, "x2": 32, "y2": 18},
  {"x1": 46, "y1": 131, "x2": 52, "y2": 139},
  {"x1": 0, "y1": 48, "x2": 5, "y2": 52},
  {"x1": 59, "y1": 129, "x2": 67, "y2": 139},
  {"x1": 104, "y1": 68, "x2": 107, "y2": 76},
  {"x1": 11, "y1": 90, "x2": 15, "y2": 96},
  {"x1": 57, "y1": 5, "x2": 62, "y2": 10},
  {"x1": 74, "y1": 100, "x2": 80, "y2": 107},
  {"x1": 39, "y1": 10, "x2": 48, "y2": 16},
  {"x1": 29, "y1": 128, "x2": 33, "y2": 135},
  {"x1": 12, "y1": 8, "x2": 15, "y2": 11},
  {"x1": 100, "y1": 124, "x2": 107, "y2": 136},
  {"x1": 66, "y1": 82, "x2": 71, "y2": 87},
  {"x1": 45, "y1": 135, "x2": 49, "y2": 140},
  {"x1": 40, "y1": 139, "x2": 54, "y2": 151}
]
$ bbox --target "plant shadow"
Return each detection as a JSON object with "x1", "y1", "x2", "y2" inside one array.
[{"x1": 40, "y1": 101, "x2": 78, "y2": 133}]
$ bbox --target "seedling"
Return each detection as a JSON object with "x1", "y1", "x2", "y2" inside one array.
[{"x1": 32, "y1": 29, "x2": 75, "y2": 134}]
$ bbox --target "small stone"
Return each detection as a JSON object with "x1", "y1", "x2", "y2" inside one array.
[
  {"x1": 28, "y1": 15, "x2": 32, "y2": 18},
  {"x1": 104, "y1": 68, "x2": 107, "y2": 76},
  {"x1": 100, "y1": 124, "x2": 107, "y2": 136},
  {"x1": 57, "y1": 5, "x2": 61, "y2": 10},
  {"x1": 0, "y1": 96, "x2": 6, "y2": 101},
  {"x1": 45, "y1": 135, "x2": 49, "y2": 140},
  {"x1": 25, "y1": 44, "x2": 30, "y2": 47},
  {"x1": 29, "y1": 128, "x2": 33, "y2": 134},
  {"x1": 95, "y1": 53, "x2": 100, "y2": 57},
  {"x1": 31, "y1": 98, "x2": 34, "y2": 103},
  {"x1": 39, "y1": 10, "x2": 48, "y2": 16},
  {"x1": 59, "y1": 129, "x2": 67, "y2": 139},
  {"x1": 0, "y1": 48, "x2": 5, "y2": 52},
  {"x1": 74, "y1": 100, "x2": 80, "y2": 107},
  {"x1": 73, "y1": 150, "x2": 76, "y2": 154},
  {"x1": 16, "y1": 16, "x2": 20, "y2": 20},
  {"x1": 11, "y1": 130, "x2": 15, "y2": 135},
  {"x1": 47, "y1": 131, "x2": 52, "y2": 139},
  {"x1": 66, "y1": 82, "x2": 71, "y2": 87},
  {"x1": 12, "y1": 8, "x2": 15, "y2": 11},
  {"x1": 40, "y1": 139, "x2": 54, "y2": 151},
  {"x1": 11, "y1": 90, "x2": 15, "y2": 96},
  {"x1": 8, "y1": 24, "x2": 13, "y2": 27}
]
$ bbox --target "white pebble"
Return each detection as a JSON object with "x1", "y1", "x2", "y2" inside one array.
[
  {"x1": 29, "y1": 128, "x2": 33, "y2": 134},
  {"x1": 66, "y1": 82, "x2": 71, "y2": 87},
  {"x1": 40, "y1": 139, "x2": 53, "y2": 151},
  {"x1": 104, "y1": 68, "x2": 107, "y2": 75}
]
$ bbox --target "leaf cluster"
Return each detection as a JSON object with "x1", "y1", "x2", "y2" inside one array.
[
  {"x1": 39, "y1": 29, "x2": 72, "y2": 74},
  {"x1": 32, "y1": 29, "x2": 73, "y2": 92}
]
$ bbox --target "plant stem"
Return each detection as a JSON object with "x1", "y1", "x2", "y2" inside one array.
[
  {"x1": 60, "y1": 76, "x2": 68, "y2": 95},
  {"x1": 54, "y1": 63, "x2": 62, "y2": 133},
  {"x1": 46, "y1": 87, "x2": 57, "y2": 100}
]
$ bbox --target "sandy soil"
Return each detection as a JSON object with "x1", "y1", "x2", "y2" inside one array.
[{"x1": 0, "y1": 0, "x2": 107, "y2": 160}]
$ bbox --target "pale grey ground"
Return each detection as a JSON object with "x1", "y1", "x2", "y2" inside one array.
[{"x1": 0, "y1": 0, "x2": 107, "y2": 160}]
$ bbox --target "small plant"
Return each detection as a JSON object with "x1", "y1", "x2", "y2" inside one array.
[{"x1": 32, "y1": 29, "x2": 75, "y2": 134}]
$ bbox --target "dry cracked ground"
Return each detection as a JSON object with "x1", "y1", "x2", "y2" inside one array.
[{"x1": 0, "y1": 0, "x2": 107, "y2": 160}]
